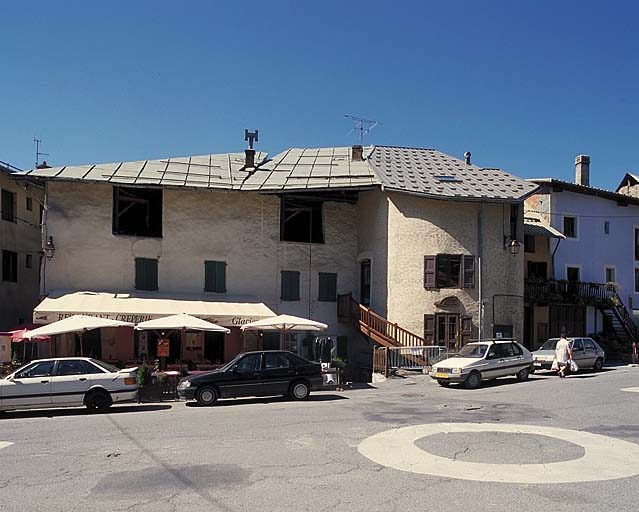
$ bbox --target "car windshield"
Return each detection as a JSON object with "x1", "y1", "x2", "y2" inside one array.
[
  {"x1": 540, "y1": 339, "x2": 560, "y2": 350},
  {"x1": 458, "y1": 344, "x2": 488, "y2": 358},
  {"x1": 220, "y1": 354, "x2": 243, "y2": 372},
  {"x1": 89, "y1": 359, "x2": 119, "y2": 373}
]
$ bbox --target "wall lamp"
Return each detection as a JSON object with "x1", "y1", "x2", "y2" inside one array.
[
  {"x1": 43, "y1": 236, "x2": 56, "y2": 261},
  {"x1": 504, "y1": 236, "x2": 522, "y2": 255}
]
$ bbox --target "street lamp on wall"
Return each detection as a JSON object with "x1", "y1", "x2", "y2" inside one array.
[
  {"x1": 43, "y1": 236, "x2": 55, "y2": 261},
  {"x1": 504, "y1": 237, "x2": 521, "y2": 255}
]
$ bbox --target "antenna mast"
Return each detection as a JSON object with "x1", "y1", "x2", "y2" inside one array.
[
  {"x1": 34, "y1": 138, "x2": 49, "y2": 167},
  {"x1": 344, "y1": 114, "x2": 381, "y2": 144}
]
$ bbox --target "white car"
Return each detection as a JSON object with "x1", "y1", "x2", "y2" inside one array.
[
  {"x1": 430, "y1": 340, "x2": 533, "y2": 389},
  {"x1": 0, "y1": 357, "x2": 138, "y2": 412}
]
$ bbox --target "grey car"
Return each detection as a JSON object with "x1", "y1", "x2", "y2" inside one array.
[{"x1": 532, "y1": 337, "x2": 605, "y2": 373}]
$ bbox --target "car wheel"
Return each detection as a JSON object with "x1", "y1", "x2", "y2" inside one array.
[
  {"x1": 84, "y1": 389, "x2": 113, "y2": 412},
  {"x1": 593, "y1": 358, "x2": 604, "y2": 372},
  {"x1": 196, "y1": 386, "x2": 218, "y2": 406},
  {"x1": 464, "y1": 371, "x2": 481, "y2": 389},
  {"x1": 529, "y1": 367, "x2": 536, "y2": 374},
  {"x1": 437, "y1": 380, "x2": 450, "y2": 387},
  {"x1": 516, "y1": 368, "x2": 530, "y2": 382},
  {"x1": 290, "y1": 381, "x2": 310, "y2": 401}
]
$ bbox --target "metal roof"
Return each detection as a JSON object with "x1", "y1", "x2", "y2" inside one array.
[
  {"x1": 23, "y1": 145, "x2": 535, "y2": 201},
  {"x1": 523, "y1": 212, "x2": 566, "y2": 239},
  {"x1": 530, "y1": 178, "x2": 639, "y2": 207}
]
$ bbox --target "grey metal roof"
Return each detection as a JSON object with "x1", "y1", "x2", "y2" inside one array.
[
  {"x1": 23, "y1": 145, "x2": 535, "y2": 201},
  {"x1": 523, "y1": 212, "x2": 565, "y2": 239},
  {"x1": 368, "y1": 146, "x2": 537, "y2": 201}
]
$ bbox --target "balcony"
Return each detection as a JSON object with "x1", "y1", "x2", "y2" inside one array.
[{"x1": 525, "y1": 278, "x2": 617, "y2": 306}]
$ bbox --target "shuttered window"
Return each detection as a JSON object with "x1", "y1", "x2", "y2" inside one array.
[
  {"x1": 204, "y1": 261, "x2": 226, "y2": 293},
  {"x1": 424, "y1": 255, "x2": 475, "y2": 289},
  {"x1": 281, "y1": 271, "x2": 300, "y2": 301},
  {"x1": 2, "y1": 250, "x2": 17, "y2": 282},
  {"x1": 424, "y1": 314, "x2": 435, "y2": 344},
  {"x1": 135, "y1": 258, "x2": 158, "y2": 291},
  {"x1": 318, "y1": 272, "x2": 337, "y2": 302},
  {"x1": 1, "y1": 189, "x2": 16, "y2": 222}
]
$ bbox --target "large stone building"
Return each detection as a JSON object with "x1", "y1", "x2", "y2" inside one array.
[
  {"x1": 0, "y1": 161, "x2": 44, "y2": 331},
  {"x1": 24, "y1": 145, "x2": 535, "y2": 378}
]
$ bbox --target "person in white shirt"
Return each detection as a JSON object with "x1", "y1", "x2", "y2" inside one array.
[{"x1": 555, "y1": 334, "x2": 573, "y2": 379}]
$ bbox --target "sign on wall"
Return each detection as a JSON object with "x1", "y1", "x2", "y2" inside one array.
[{"x1": 157, "y1": 338, "x2": 170, "y2": 357}]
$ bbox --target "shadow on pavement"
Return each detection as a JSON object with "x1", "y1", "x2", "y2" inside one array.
[
  {"x1": 0, "y1": 404, "x2": 172, "y2": 420},
  {"x1": 185, "y1": 394, "x2": 348, "y2": 408}
]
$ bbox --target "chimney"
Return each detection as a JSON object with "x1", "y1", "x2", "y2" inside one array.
[
  {"x1": 244, "y1": 149, "x2": 255, "y2": 168},
  {"x1": 352, "y1": 145, "x2": 363, "y2": 161},
  {"x1": 464, "y1": 151, "x2": 471, "y2": 165},
  {"x1": 36, "y1": 160, "x2": 51, "y2": 169},
  {"x1": 575, "y1": 155, "x2": 590, "y2": 187}
]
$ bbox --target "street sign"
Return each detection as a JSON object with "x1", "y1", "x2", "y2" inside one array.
[{"x1": 157, "y1": 338, "x2": 170, "y2": 357}]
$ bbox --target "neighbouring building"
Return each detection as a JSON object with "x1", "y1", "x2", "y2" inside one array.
[
  {"x1": 525, "y1": 155, "x2": 639, "y2": 348},
  {"x1": 24, "y1": 144, "x2": 536, "y2": 379},
  {"x1": 0, "y1": 161, "x2": 44, "y2": 333}
]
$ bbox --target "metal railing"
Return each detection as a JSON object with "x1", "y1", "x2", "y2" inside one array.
[
  {"x1": 524, "y1": 278, "x2": 616, "y2": 305},
  {"x1": 373, "y1": 345, "x2": 449, "y2": 376}
]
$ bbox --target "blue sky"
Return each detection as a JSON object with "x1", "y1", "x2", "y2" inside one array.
[{"x1": 1, "y1": 1, "x2": 638, "y2": 190}]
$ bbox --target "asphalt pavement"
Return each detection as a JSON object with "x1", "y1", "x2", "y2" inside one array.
[{"x1": 1, "y1": 365, "x2": 639, "y2": 512}]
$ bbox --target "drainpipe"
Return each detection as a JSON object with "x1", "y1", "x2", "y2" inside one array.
[
  {"x1": 478, "y1": 204, "x2": 483, "y2": 340},
  {"x1": 551, "y1": 238, "x2": 562, "y2": 280}
]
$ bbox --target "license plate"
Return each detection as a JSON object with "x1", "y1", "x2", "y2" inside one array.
[{"x1": 435, "y1": 373, "x2": 449, "y2": 379}]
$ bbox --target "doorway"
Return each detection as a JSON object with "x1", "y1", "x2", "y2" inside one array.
[
  {"x1": 435, "y1": 314, "x2": 459, "y2": 351},
  {"x1": 204, "y1": 332, "x2": 225, "y2": 364}
]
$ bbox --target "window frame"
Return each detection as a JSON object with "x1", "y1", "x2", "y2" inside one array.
[
  {"x1": 524, "y1": 234, "x2": 535, "y2": 253},
  {"x1": 25, "y1": 254, "x2": 33, "y2": 269},
  {"x1": 26, "y1": 196, "x2": 33, "y2": 212},
  {"x1": 281, "y1": 270, "x2": 300, "y2": 301},
  {"x1": 605, "y1": 266, "x2": 616, "y2": 284},
  {"x1": 280, "y1": 196, "x2": 324, "y2": 244},
  {"x1": 424, "y1": 254, "x2": 475, "y2": 289},
  {"x1": 2, "y1": 249, "x2": 18, "y2": 282},
  {"x1": 566, "y1": 265, "x2": 581, "y2": 282},
  {"x1": 318, "y1": 272, "x2": 337, "y2": 302},
  {"x1": 204, "y1": 260, "x2": 227, "y2": 293},
  {"x1": 1, "y1": 189, "x2": 16, "y2": 223},
  {"x1": 563, "y1": 216, "x2": 577, "y2": 239},
  {"x1": 135, "y1": 257, "x2": 159, "y2": 291},
  {"x1": 112, "y1": 186, "x2": 163, "y2": 238}
]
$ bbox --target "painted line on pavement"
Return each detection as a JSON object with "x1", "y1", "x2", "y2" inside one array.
[
  {"x1": 358, "y1": 422, "x2": 639, "y2": 484},
  {"x1": 621, "y1": 387, "x2": 639, "y2": 393},
  {"x1": 0, "y1": 442, "x2": 14, "y2": 451}
]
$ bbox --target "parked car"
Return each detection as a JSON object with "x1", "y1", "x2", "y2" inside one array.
[
  {"x1": 0, "y1": 357, "x2": 138, "y2": 412},
  {"x1": 430, "y1": 340, "x2": 533, "y2": 389},
  {"x1": 177, "y1": 350, "x2": 324, "y2": 406},
  {"x1": 532, "y1": 337, "x2": 605, "y2": 372}
]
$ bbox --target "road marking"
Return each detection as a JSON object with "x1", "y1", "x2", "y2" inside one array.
[
  {"x1": 621, "y1": 387, "x2": 639, "y2": 393},
  {"x1": 358, "y1": 423, "x2": 639, "y2": 484},
  {"x1": 0, "y1": 442, "x2": 14, "y2": 451}
]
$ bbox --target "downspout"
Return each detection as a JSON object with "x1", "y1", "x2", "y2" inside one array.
[
  {"x1": 550, "y1": 238, "x2": 562, "y2": 280},
  {"x1": 478, "y1": 204, "x2": 483, "y2": 340},
  {"x1": 40, "y1": 181, "x2": 49, "y2": 298}
]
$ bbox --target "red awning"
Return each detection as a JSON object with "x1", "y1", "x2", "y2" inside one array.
[{"x1": 9, "y1": 329, "x2": 50, "y2": 342}]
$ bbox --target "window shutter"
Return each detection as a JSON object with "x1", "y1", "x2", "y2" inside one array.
[
  {"x1": 318, "y1": 272, "x2": 337, "y2": 302},
  {"x1": 135, "y1": 258, "x2": 158, "y2": 291},
  {"x1": 216, "y1": 262, "x2": 226, "y2": 293},
  {"x1": 281, "y1": 271, "x2": 300, "y2": 301},
  {"x1": 462, "y1": 256, "x2": 475, "y2": 288},
  {"x1": 205, "y1": 261, "x2": 227, "y2": 293},
  {"x1": 424, "y1": 256, "x2": 436, "y2": 289},
  {"x1": 461, "y1": 315, "x2": 472, "y2": 346},
  {"x1": 424, "y1": 314, "x2": 435, "y2": 344}
]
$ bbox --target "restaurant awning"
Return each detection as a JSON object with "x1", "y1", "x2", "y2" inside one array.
[
  {"x1": 33, "y1": 291, "x2": 276, "y2": 328},
  {"x1": 241, "y1": 314, "x2": 328, "y2": 332},
  {"x1": 23, "y1": 315, "x2": 135, "y2": 339},
  {"x1": 135, "y1": 313, "x2": 230, "y2": 333}
]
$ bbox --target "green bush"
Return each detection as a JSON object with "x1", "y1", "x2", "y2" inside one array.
[{"x1": 137, "y1": 362, "x2": 151, "y2": 386}]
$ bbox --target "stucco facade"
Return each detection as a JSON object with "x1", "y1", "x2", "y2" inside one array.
[{"x1": 0, "y1": 168, "x2": 44, "y2": 331}]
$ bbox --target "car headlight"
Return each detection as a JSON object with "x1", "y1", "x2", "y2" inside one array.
[
  {"x1": 451, "y1": 368, "x2": 462, "y2": 374},
  {"x1": 178, "y1": 380, "x2": 191, "y2": 389}
]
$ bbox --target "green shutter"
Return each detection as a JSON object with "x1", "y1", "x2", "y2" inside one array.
[
  {"x1": 135, "y1": 258, "x2": 158, "y2": 291},
  {"x1": 318, "y1": 272, "x2": 337, "y2": 302},
  {"x1": 281, "y1": 271, "x2": 300, "y2": 301},
  {"x1": 205, "y1": 261, "x2": 227, "y2": 293}
]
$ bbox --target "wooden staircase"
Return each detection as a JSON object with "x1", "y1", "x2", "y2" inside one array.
[
  {"x1": 337, "y1": 293, "x2": 426, "y2": 348},
  {"x1": 598, "y1": 289, "x2": 639, "y2": 342}
]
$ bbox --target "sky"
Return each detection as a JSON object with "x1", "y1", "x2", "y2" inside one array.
[{"x1": 1, "y1": 0, "x2": 638, "y2": 190}]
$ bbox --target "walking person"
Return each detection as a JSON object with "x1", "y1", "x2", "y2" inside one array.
[{"x1": 556, "y1": 332, "x2": 573, "y2": 378}]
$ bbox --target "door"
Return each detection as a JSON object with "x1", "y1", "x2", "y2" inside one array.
[
  {"x1": 1, "y1": 360, "x2": 54, "y2": 408},
  {"x1": 50, "y1": 359, "x2": 94, "y2": 406},
  {"x1": 219, "y1": 353, "x2": 262, "y2": 398},
  {"x1": 571, "y1": 338, "x2": 593, "y2": 368},
  {"x1": 435, "y1": 314, "x2": 459, "y2": 351},
  {"x1": 483, "y1": 344, "x2": 508, "y2": 379},
  {"x1": 582, "y1": 338, "x2": 599, "y2": 368},
  {"x1": 360, "y1": 259, "x2": 371, "y2": 306},
  {"x1": 261, "y1": 352, "x2": 295, "y2": 395}
]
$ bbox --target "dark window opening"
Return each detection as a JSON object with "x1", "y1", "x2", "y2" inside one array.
[
  {"x1": 635, "y1": 269, "x2": 639, "y2": 293},
  {"x1": 2, "y1": 250, "x2": 17, "y2": 282},
  {"x1": 567, "y1": 266, "x2": 580, "y2": 282},
  {"x1": 604, "y1": 221, "x2": 609, "y2": 234},
  {"x1": 436, "y1": 255, "x2": 461, "y2": 288},
  {"x1": 280, "y1": 197, "x2": 324, "y2": 243},
  {"x1": 281, "y1": 270, "x2": 300, "y2": 301},
  {"x1": 563, "y1": 216, "x2": 576, "y2": 238},
  {"x1": 26, "y1": 254, "x2": 32, "y2": 269},
  {"x1": 425, "y1": 255, "x2": 474, "y2": 289},
  {"x1": 510, "y1": 204, "x2": 519, "y2": 240},
  {"x1": 113, "y1": 187, "x2": 162, "y2": 237},
  {"x1": 204, "y1": 261, "x2": 226, "y2": 293},
  {"x1": 318, "y1": 272, "x2": 337, "y2": 302},
  {"x1": 135, "y1": 258, "x2": 158, "y2": 291},
  {"x1": 524, "y1": 234, "x2": 535, "y2": 253},
  {"x1": 635, "y1": 229, "x2": 639, "y2": 261},
  {"x1": 360, "y1": 259, "x2": 371, "y2": 306},
  {"x1": 2, "y1": 189, "x2": 16, "y2": 222},
  {"x1": 527, "y1": 261, "x2": 547, "y2": 279},
  {"x1": 26, "y1": 197, "x2": 33, "y2": 211}
]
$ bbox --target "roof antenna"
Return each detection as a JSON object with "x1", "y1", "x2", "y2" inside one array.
[
  {"x1": 344, "y1": 114, "x2": 381, "y2": 145},
  {"x1": 34, "y1": 137, "x2": 49, "y2": 167}
]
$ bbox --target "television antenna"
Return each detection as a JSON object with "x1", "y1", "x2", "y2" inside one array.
[
  {"x1": 344, "y1": 114, "x2": 381, "y2": 145},
  {"x1": 34, "y1": 138, "x2": 49, "y2": 167}
]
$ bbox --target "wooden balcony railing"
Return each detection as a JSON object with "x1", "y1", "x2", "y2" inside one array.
[{"x1": 525, "y1": 278, "x2": 616, "y2": 305}]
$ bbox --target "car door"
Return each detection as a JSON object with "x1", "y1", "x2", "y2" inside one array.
[
  {"x1": 570, "y1": 339, "x2": 587, "y2": 368},
  {"x1": 1, "y1": 360, "x2": 54, "y2": 409},
  {"x1": 581, "y1": 338, "x2": 598, "y2": 368},
  {"x1": 261, "y1": 353, "x2": 295, "y2": 395},
  {"x1": 483, "y1": 344, "x2": 508, "y2": 379},
  {"x1": 50, "y1": 359, "x2": 95, "y2": 406},
  {"x1": 219, "y1": 353, "x2": 263, "y2": 398},
  {"x1": 508, "y1": 342, "x2": 529, "y2": 374}
]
